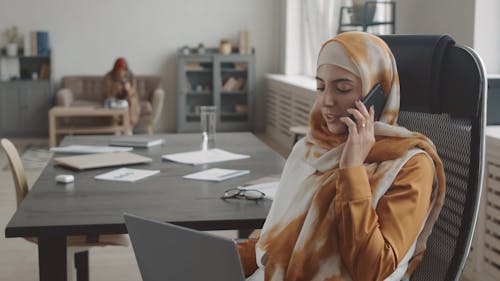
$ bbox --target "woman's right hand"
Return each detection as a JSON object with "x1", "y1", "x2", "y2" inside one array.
[
  {"x1": 112, "y1": 82, "x2": 122, "y2": 96},
  {"x1": 339, "y1": 101, "x2": 376, "y2": 169}
]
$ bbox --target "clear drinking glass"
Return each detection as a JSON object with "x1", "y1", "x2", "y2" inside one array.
[{"x1": 200, "y1": 106, "x2": 216, "y2": 150}]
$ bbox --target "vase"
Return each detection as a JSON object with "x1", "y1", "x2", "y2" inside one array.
[
  {"x1": 219, "y1": 41, "x2": 232, "y2": 55},
  {"x1": 6, "y1": 43, "x2": 18, "y2": 57}
]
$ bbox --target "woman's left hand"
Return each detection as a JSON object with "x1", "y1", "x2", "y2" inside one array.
[
  {"x1": 124, "y1": 81, "x2": 132, "y2": 92},
  {"x1": 339, "y1": 100, "x2": 376, "y2": 169}
]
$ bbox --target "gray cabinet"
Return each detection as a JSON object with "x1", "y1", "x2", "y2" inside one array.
[
  {"x1": 177, "y1": 49, "x2": 255, "y2": 132},
  {"x1": 0, "y1": 80, "x2": 53, "y2": 136}
]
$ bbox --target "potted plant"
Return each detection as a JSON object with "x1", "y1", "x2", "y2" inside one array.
[
  {"x1": 197, "y1": 43, "x2": 206, "y2": 54},
  {"x1": 3, "y1": 26, "x2": 19, "y2": 57}
]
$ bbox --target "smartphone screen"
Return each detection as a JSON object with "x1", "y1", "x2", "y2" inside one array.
[{"x1": 350, "y1": 83, "x2": 386, "y2": 122}]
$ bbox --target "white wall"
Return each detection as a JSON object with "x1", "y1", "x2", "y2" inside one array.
[
  {"x1": 474, "y1": 0, "x2": 500, "y2": 74},
  {"x1": 0, "y1": 0, "x2": 280, "y2": 132},
  {"x1": 396, "y1": 0, "x2": 500, "y2": 74},
  {"x1": 395, "y1": 0, "x2": 475, "y2": 47}
]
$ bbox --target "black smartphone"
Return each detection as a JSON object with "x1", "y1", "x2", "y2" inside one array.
[{"x1": 350, "y1": 83, "x2": 386, "y2": 122}]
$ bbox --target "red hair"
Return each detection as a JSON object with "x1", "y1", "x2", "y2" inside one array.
[{"x1": 112, "y1": 57, "x2": 128, "y2": 72}]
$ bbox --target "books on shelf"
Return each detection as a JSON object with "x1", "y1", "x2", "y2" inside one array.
[
  {"x1": 36, "y1": 31, "x2": 50, "y2": 56},
  {"x1": 26, "y1": 31, "x2": 50, "y2": 57},
  {"x1": 95, "y1": 168, "x2": 160, "y2": 182},
  {"x1": 222, "y1": 77, "x2": 246, "y2": 92},
  {"x1": 39, "y1": 63, "x2": 50, "y2": 79},
  {"x1": 185, "y1": 63, "x2": 203, "y2": 70},
  {"x1": 110, "y1": 136, "x2": 165, "y2": 148},
  {"x1": 183, "y1": 168, "x2": 250, "y2": 182}
]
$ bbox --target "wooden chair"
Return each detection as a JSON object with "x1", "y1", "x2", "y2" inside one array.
[{"x1": 1, "y1": 138, "x2": 129, "y2": 281}]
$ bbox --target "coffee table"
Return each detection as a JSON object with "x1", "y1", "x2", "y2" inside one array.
[{"x1": 49, "y1": 106, "x2": 130, "y2": 147}]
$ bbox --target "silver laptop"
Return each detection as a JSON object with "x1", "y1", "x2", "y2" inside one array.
[{"x1": 124, "y1": 213, "x2": 246, "y2": 281}]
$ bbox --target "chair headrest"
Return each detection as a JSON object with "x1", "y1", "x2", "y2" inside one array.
[{"x1": 379, "y1": 35, "x2": 456, "y2": 113}]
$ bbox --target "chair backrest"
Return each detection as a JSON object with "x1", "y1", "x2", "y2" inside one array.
[
  {"x1": 1, "y1": 138, "x2": 29, "y2": 207},
  {"x1": 379, "y1": 35, "x2": 486, "y2": 281},
  {"x1": 62, "y1": 75, "x2": 162, "y2": 101}
]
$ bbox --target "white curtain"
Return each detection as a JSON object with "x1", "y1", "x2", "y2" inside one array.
[
  {"x1": 298, "y1": 0, "x2": 393, "y2": 76},
  {"x1": 300, "y1": 0, "x2": 340, "y2": 77}
]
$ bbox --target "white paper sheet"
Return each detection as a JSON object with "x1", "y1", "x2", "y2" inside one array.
[
  {"x1": 162, "y1": 148, "x2": 250, "y2": 165},
  {"x1": 51, "y1": 145, "x2": 133, "y2": 154},
  {"x1": 94, "y1": 168, "x2": 160, "y2": 182},
  {"x1": 183, "y1": 168, "x2": 250, "y2": 182},
  {"x1": 238, "y1": 181, "x2": 279, "y2": 200}
]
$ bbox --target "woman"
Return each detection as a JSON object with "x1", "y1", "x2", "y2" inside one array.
[
  {"x1": 103, "y1": 57, "x2": 141, "y2": 127},
  {"x1": 241, "y1": 32, "x2": 446, "y2": 281}
]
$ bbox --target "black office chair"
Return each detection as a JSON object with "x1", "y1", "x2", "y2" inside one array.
[{"x1": 379, "y1": 35, "x2": 486, "y2": 281}]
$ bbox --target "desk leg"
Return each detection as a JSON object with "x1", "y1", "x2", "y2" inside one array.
[
  {"x1": 49, "y1": 112, "x2": 57, "y2": 148},
  {"x1": 38, "y1": 234, "x2": 67, "y2": 281}
]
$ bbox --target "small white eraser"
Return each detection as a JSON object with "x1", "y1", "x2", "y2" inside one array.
[{"x1": 55, "y1": 174, "x2": 74, "y2": 183}]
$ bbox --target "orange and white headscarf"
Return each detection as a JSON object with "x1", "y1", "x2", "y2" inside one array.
[{"x1": 251, "y1": 32, "x2": 446, "y2": 281}]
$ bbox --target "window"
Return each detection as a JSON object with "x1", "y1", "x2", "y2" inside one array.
[{"x1": 284, "y1": 0, "x2": 393, "y2": 77}]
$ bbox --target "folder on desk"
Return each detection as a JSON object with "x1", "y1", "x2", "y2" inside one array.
[{"x1": 53, "y1": 152, "x2": 152, "y2": 170}]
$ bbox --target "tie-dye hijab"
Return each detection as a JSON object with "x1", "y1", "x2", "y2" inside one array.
[{"x1": 254, "y1": 32, "x2": 446, "y2": 280}]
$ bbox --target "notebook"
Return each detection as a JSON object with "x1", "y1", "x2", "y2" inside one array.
[
  {"x1": 162, "y1": 148, "x2": 250, "y2": 165},
  {"x1": 183, "y1": 168, "x2": 250, "y2": 182},
  {"x1": 53, "y1": 152, "x2": 152, "y2": 170},
  {"x1": 95, "y1": 168, "x2": 160, "y2": 182},
  {"x1": 110, "y1": 136, "x2": 165, "y2": 148},
  {"x1": 124, "y1": 213, "x2": 245, "y2": 281}
]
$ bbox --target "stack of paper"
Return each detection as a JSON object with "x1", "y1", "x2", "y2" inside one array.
[
  {"x1": 110, "y1": 137, "x2": 165, "y2": 148},
  {"x1": 162, "y1": 149, "x2": 250, "y2": 165},
  {"x1": 95, "y1": 168, "x2": 160, "y2": 182},
  {"x1": 183, "y1": 168, "x2": 249, "y2": 182},
  {"x1": 50, "y1": 145, "x2": 133, "y2": 154}
]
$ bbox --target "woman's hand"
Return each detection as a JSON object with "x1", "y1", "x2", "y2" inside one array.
[
  {"x1": 112, "y1": 82, "x2": 122, "y2": 96},
  {"x1": 339, "y1": 100, "x2": 375, "y2": 169},
  {"x1": 124, "y1": 81, "x2": 132, "y2": 92}
]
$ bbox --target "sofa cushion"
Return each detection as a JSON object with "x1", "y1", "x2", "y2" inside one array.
[{"x1": 140, "y1": 101, "x2": 153, "y2": 116}]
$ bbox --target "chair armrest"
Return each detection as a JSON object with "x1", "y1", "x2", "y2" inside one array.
[
  {"x1": 235, "y1": 238, "x2": 259, "y2": 277},
  {"x1": 56, "y1": 88, "x2": 74, "y2": 106},
  {"x1": 150, "y1": 87, "x2": 165, "y2": 126}
]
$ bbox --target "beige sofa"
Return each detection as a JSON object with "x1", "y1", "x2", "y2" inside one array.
[{"x1": 56, "y1": 75, "x2": 165, "y2": 134}]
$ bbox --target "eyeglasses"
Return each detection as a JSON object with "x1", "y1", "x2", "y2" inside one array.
[{"x1": 221, "y1": 188, "x2": 266, "y2": 201}]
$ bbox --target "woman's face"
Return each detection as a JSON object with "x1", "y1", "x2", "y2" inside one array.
[
  {"x1": 116, "y1": 69, "x2": 129, "y2": 82},
  {"x1": 316, "y1": 64, "x2": 362, "y2": 135}
]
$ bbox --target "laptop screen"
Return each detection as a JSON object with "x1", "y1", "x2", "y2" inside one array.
[{"x1": 124, "y1": 213, "x2": 245, "y2": 281}]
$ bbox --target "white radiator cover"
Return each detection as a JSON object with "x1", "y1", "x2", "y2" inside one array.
[
  {"x1": 265, "y1": 74, "x2": 316, "y2": 150},
  {"x1": 464, "y1": 126, "x2": 500, "y2": 281}
]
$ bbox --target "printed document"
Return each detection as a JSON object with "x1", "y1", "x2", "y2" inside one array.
[
  {"x1": 95, "y1": 168, "x2": 160, "y2": 182},
  {"x1": 183, "y1": 168, "x2": 250, "y2": 182},
  {"x1": 162, "y1": 148, "x2": 250, "y2": 165}
]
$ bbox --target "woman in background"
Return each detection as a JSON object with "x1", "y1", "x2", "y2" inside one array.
[
  {"x1": 239, "y1": 31, "x2": 446, "y2": 281},
  {"x1": 103, "y1": 57, "x2": 141, "y2": 127}
]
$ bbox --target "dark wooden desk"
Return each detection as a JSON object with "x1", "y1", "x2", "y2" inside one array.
[{"x1": 5, "y1": 133, "x2": 285, "y2": 281}]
